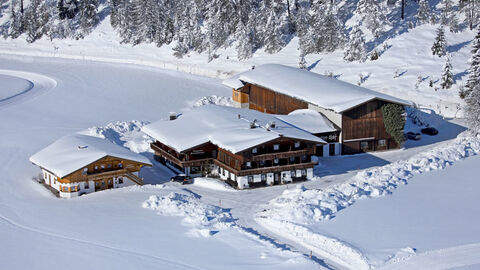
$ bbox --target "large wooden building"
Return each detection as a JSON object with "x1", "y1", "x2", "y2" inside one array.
[
  {"x1": 142, "y1": 105, "x2": 333, "y2": 189},
  {"x1": 223, "y1": 64, "x2": 411, "y2": 155},
  {"x1": 30, "y1": 134, "x2": 152, "y2": 198}
]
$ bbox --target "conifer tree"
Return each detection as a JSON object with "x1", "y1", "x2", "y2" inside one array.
[
  {"x1": 320, "y1": 3, "x2": 345, "y2": 52},
  {"x1": 263, "y1": 9, "x2": 284, "y2": 54},
  {"x1": 299, "y1": 52, "x2": 307, "y2": 69},
  {"x1": 431, "y1": 26, "x2": 447, "y2": 57},
  {"x1": 465, "y1": 27, "x2": 480, "y2": 97},
  {"x1": 416, "y1": 0, "x2": 431, "y2": 25},
  {"x1": 356, "y1": 0, "x2": 388, "y2": 38},
  {"x1": 440, "y1": 0, "x2": 454, "y2": 26},
  {"x1": 24, "y1": 0, "x2": 49, "y2": 43},
  {"x1": 344, "y1": 24, "x2": 366, "y2": 62},
  {"x1": 79, "y1": 0, "x2": 99, "y2": 36},
  {"x1": 465, "y1": 83, "x2": 480, "y2": 132},
  {"x1": 8, "y1": 2, "x2": 24, "y2": 39},
  {"x1": 441, "y1": 54, "x2": 454, "y2": 89}
]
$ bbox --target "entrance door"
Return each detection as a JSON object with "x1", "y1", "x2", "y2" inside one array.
[{"x1": 329, "y1": 143, "x2": 336, "y2": 156}]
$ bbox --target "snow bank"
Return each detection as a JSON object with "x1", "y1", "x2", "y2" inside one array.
[
  {"x1": 257, "y1": 132, "x2": 480, "y2": 269},
  {"x1": 142, "y1": 192, "x2": 235, "y2": 237},
  {"x1": 192, "y1": 178, "x2": 237, "y2": 192},
  {"x1": 192, "y1": 95, "x2": 233, "y2": 108},
  {"x1": 80, "y1": 120, "x2": 153, "y2": 153}
]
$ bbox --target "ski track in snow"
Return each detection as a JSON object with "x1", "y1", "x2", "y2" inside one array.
[
  {"x1": 0, "y1": 212, "x2": 207, "y2": 270},
  {"x1": 0, "y1": 69, "x2": 57, "y2": 109}
]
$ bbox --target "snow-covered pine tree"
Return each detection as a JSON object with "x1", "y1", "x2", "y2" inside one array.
[
  {"x1": 355, "y1": 0, "x2": 388, "y2": 38},
  {"x1": 263, "y1": 8, "x2": 284, "y2": 54},
  {"x1": 8, "y1": 1, "x2": 24, "y2": 39},
  {"x1": 79, "y1": 0, "x2": 99, "y2": 36},
  {"x1": 109, "y1": 0, "x2": 121, "y2": 29},
  {"x1": 235, "y1": 22, "x2": 254, "y2": 60},
  {"x1": 296, "y1": 3, "x2": 313, "y2": 55},
  {"x1": 461, "y1": 0, "x2": 479, "y2": 30},
  {"x1": 441, "y1": 54, "x2": 454, "y2": 89},
  {"x1": 142, "y1": 0, "x2": 160, "y2": 43},
  {"x1": 24, "y1": 0, "x2": 49, "y2": 43},
  {"x1": 299, "y1": 52, "x2": 307, "y2": 69},
  {"x1": 440, "y1": 0, "x2": 454, "y2": 26},
  {"x1": 465, "y1": 27, "x2": 480, "y2": 97},
  {"x1": 416, "y1": 0, "x2": 430, "y2": 25},
  {"x1": 431, "y1": 26, "x2": 447, "y2": 57},
  {"x1": 465, "y1": 83, "x2": 480, "y2": 132},
  {"x1": 320, "y1": 3, "x2": 345, "y2": 52},
  {"x1": 344, "y1": 24, "x2": 366, "y2": 62},
  {"x1": 449, "y1": 11, "x2": 460, "y2": 33}
]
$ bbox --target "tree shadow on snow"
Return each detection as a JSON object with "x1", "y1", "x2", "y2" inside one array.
[{"x1": 448, "y1": 40, "x2": 471, "y2": 54}]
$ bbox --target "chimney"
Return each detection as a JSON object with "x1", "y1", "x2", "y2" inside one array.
[
  {"x1": 250, "y1": 119, "x2": 257, "y2": 129},
  {"x1": 169, "y1": 112, "x2": 177, "y2": 120},
  {"x1": 269, "y1": 120, "x2": 276, "y2": 129}
]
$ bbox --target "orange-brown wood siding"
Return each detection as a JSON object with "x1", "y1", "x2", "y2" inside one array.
[
  {"x1": 59, "y1": 156, "x2": 146, "y2": 183},
  {"x1": 246, "y1": 84, "x2": 308, "y2": 114},
  {"x1": 342, "y1": 100, "x2": 400, "y2": 154},
  {"x1": 232, "y1": 89, "x2": 249, "y2": 103}
]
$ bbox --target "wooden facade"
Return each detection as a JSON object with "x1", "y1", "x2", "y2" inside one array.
[
  {"x1": 232, "y1": 84, "x2": 403, "y2": 155},
  {"x1": 151, "y1": 136, "x2": 318, "y2": 186},
  {"x1": 237, "y1": 84, "x2": 308, "y2": 114},
  {"x1": 341, "y1": 100, "x2": 399, "y2": 154}
]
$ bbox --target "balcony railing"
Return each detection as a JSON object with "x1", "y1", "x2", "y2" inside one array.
[
  {"x1": 250, "y1": 149, "x2": 311, "y2": 161},
  {"x1": 214, "y1": 160, "x2": 316, "y2": 176},
  {"x1": 151, "y1": 143, "x2": 212, "y2": 168}
]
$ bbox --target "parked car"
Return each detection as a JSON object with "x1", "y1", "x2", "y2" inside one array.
[
  {"x1": 170, "y1": 174, "x2": 193, "y2": 185},
  {"x1": 406, "y1": 131, "x2": 421, "y2": 141},
  {"x1": 421, "y1": 127, "x2": 439, "y2": 136}
]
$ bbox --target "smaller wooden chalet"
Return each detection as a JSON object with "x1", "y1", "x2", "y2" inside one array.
[
  {"x1": 30, "y1": 134, "x2": 152, "y2": 198},
  {"x1": 142, "y1": 105, "x2": 332, "y2": 189},
  {"x1": 223, "y1": 64, "x2": 412, "y2": 154}
]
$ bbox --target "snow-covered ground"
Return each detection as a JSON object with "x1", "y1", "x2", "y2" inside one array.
[
  {"x1": 0, "y1": 17, "x2": 473, "y2": 117},
  {"x1": 0, "y1": 55, "x2": 322, "y2": 270},
  {"x1": 0, "y1": 15, "x2": 478, "y2": 269}
]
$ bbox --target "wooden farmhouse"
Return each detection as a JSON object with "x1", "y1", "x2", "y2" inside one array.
[
  {"x1": 30, "y1": 134, "x2": 152, "y2": 198},
  {"x1": 142, "y1": 105, "x2": 333, "y2": 189},
  {"x1": 223, "y1": 64, "x2": 412, "y2": 155}
]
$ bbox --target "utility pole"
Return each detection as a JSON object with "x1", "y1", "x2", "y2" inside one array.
[{"x1": 401, "y1": 0, "x2": 405, "y2": 20}]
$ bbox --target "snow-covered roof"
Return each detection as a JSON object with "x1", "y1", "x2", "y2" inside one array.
[
  {"x1": 30, "y1": 134, "x2": 152, "y2": 178},
  {"x1": 142, "y1": 105, "x2": 327, "y2": 154},
  {"x1": 276, "y1": 109, "x2": 338, "y2": 134},
  {"x1": 223, "y1": 64, "x2": 412, "y2": 113}
]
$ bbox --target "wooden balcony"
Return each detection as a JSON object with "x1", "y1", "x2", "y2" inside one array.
[
  {"x1": 151, "y1": 143, "x2": 212, "y2": 168},
  {"x1": 213, "y1": 160, "x2": 316, "y2": 176},
  {"x1": 87, "y1": 169, "x2": 128, "y2": 181},
  {"x1": 250, "y1": 149, "x2": 312, "y2": 162}
]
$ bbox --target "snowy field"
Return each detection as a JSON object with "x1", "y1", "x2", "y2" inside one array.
[
  {"x1": 0, "y1": 21, "x2": 479, "y2": 268},
  {"x1": 0, "y1": 55, "x2": 321, "y2": 270}
]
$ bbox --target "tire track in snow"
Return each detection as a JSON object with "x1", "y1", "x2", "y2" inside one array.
[
  {"x1": 0, "y1": 213, "x2": 207, "y2": 270},
  {"x1": 0, "y1": 69, "x2": 57, "y2": 109}
]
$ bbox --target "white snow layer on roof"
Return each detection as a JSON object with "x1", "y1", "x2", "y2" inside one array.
[
  {"x1": 222, "y1": 64, "x2": 412, "y2": 112},
  {"x1": 276, "y1": 109, "x2": 337, "y2": 134},
  {"x1": 30, "y1": 134, "x2": 152, "y2": 178},
  {"x1": 142, "y1": 105, "x2": 326, "y2": 154}
]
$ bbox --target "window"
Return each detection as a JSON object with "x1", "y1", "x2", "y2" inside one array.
[
  {"x1": 261, "y1": 174, "x2": 266, "y2": 181},
  {"x1": 291, "y1": 170, "x2": 296, "y2": 177},
  {"x1": 95, "y1": 165, "x2": 99, "y2": 170},
  {"x1": 84, "y1": 181, "x2": 89, "y2": 189},
  {"x1": 118, "y1": 163, "x2": 123, "y2": 168},
  {"x1": 44, "y1": 172, "x2": 47, "y2": 179},
  {"x1": 289, "y1": 156, "x2": 295, "y2": 163},
  {"x1": 259, "y1": 160, "x2": 265, "y2": 166},
  {"x1": 107, "y1": 164, "x2": 112, "y2": 169},
  {"x1": 118, "y1": 178, "x2": 123, "y2": 184},
  {"x1": 301, "y1": 155, "x2": 307, "y2": 161},
  {"x1": 294, "y1": 142, "x2": 300, "y2": 148},
  {"x1": 360, "y1": 141, "x2": 369, "y2": 150},
  {"x1": 378, "y1": 139, "x2": 386, "y2": 147},
  {"x1": 274, "y1": 158, "x2": 279, "y2": 164},
  {"x1": 101, "y1": 181, "x2": 105, "y2": 188},
  {"x1": 247, "y1": 176, "x2": 254, "y2": 182},
  {"x1": 100, "y1": 165, "x2": 105, "y2": 170},
  {"x1": 273, "y1": 144, "x2": 279, "y2": 151},
  {"x1": 218, "y1": 167, "x2": 221, "y2": 174},
  {"x1": 252, "y1": 148, "x2": 257, "y2": 154},
  {"x1": 301, "y1": 169, "x2": 307, "y2": 176},
  {"x1": 82, "y1": 168, "x2": 88, "y2": 175},
  {"x1": 246, "y1": 161, "x2": 251, "y2": 167},
  {"x1": 235, "y1": 160, "x2": 239, "y2": 168}
]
